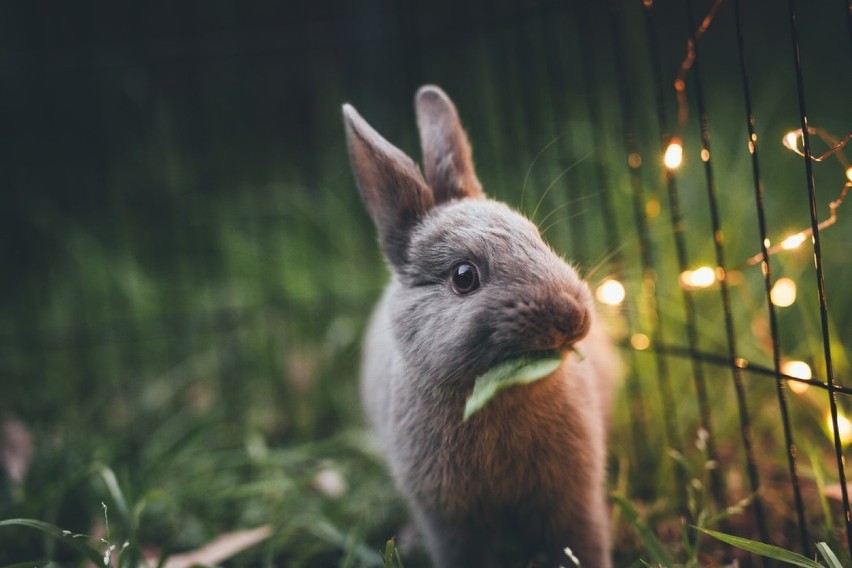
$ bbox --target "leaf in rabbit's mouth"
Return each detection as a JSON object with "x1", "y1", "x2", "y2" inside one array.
[{"x1": 462, "y1": 351, "x2": 564, "y2": 421}]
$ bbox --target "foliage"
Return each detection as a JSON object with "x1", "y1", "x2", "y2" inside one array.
[
  {"x1": 463, "y1": 353, "x2": 563, "y2": 420},
  {"x1": 1, "y1": 0, "x2": 850, "y2": 566},
  {"x1": 698, "y1": 529, "x2": 843, "y2": 568}
]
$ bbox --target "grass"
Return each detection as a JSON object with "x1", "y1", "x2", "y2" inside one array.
[{"x1": 2, "y1": 0, "x2": 851, "y2": 566}]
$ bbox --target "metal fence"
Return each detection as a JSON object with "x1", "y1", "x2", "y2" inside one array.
[
  {"x1": 589, "y1": 0, "x2": 852, "y2": 557},
  {"x1": 2, "y1": 0, "x2": 851, "y2": 562}
]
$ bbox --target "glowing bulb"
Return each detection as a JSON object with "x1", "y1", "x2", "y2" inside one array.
[
  {"x1": 770, "y1": 278, "x2": 797, "y2": 307},
  {"x1": 664, "y1": 138, "x2": 684, "y2": 170},
  {"x1": 782, "y1": 360, "x2": 812, "y2": 394},
  {"x1": 846, "y1": 166, "x2": 852, "y2": 183},
  {"x1": 645, "y1": 198, "x2": 661, "y2": 218},
  {"x1": 628, "y1": 153, "x2": 642, "y2": 169},
  {"x1": 780, "y1": 233, "x2": 807, "y2": 250},
  {"x1": 783, "y1": 130, "x2": 799, "y2": 151},
  {"x1": 826, "y1": 411, "x2": 852, "y2": 446},
  {"x1": 630, "y1": 333, "x2": 650, "y2": 350},
  {"x1": 680, "y1": 266, "x2": 716, "y2": 289},
  {"x1": 596, "y1": 279, "x2": 626, "y2": 306}
]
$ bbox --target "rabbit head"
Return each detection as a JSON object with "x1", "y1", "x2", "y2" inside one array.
[{"x1": 343, "y1": 86, "x2": 593, "y2": 383}]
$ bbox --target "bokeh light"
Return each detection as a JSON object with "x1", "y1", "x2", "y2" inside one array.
[
  {"x1": 596, "y1": 279, "x2": 626, "y2": 306},
  {"x1": 770, "y1": 278, "x2": 797, "y2": 307}
]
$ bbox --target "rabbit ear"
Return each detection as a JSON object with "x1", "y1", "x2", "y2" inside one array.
[
  {"x1": 415, "y1": 85, "x2": 484, "y2": 203},
  {"x1": 343, "y1": 103, "x2": 435, "y2": 266}
]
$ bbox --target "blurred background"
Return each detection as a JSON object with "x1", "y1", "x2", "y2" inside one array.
[{"x1": 1, "y1": 0, "x2": 851, "y2": 565}]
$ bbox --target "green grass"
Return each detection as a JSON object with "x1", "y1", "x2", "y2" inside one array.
[{"x1": 2, "y1": 1, "x2": 851, "y2": 566}]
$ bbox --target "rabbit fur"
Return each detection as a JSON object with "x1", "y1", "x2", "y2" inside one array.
[{"x1": 343, "y1": 85, "x2": 618, "y2": 568}]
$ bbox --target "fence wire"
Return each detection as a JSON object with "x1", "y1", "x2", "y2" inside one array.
[{"x1": 2, "y1": 0, "x2": 851, "y2": 562}]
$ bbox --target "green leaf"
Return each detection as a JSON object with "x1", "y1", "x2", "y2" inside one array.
[
  {"x1": 697, "y1": 527, "x2": 822, "y2": 567},
  {"x1": 816, "y1": 541, "x2": 844, "y2": 568},
  {"x1": 381, "y1": 537, "x2": 404, "y2": 568},
  {"x1": 92, "y1": 463, "x2": 131, "y2": 530},
  {"x1": 611, "y1": 495, "x2": 674, "y2": 567},
  {"x1": 463, "y1": 353, "x2": 563, "y2": 421},
  {"x1": 0, "y1": 518, "x2": 104, "y2": 565},
  {"x1": 0, "y1": 560, "x2": 53, "y2": 568}
]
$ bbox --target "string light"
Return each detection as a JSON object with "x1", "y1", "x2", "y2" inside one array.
[
  {"x1": 783, "y1": 131, "x2": 799, "y2": 153},
  {"x1": 782, "y1": 360, "x2": 812, "y2": 394},
  {"x1": 781, "y1": 128, "x2": 852, "y2": 163},
  {"x1": 664, "y1": 137, "x2": 684, "y2": 170},
  {"x1": 630, "y1": 333, "x2": 651, "y2": 350},
  {"x1": 770, "y1": 278, "x2": 797, "y2": 307},
  {"x1": 826, "y1": 411, "x2": 852, "y2": 447},
  {"x1": 662, "y1": 0, "x2": 724, "y2": 161},
  {"x1": 655, "y1": 0, "x2": 850, "y2": 271},
  {"x1": 638, "y1": 0, "x2": 849, "y2": 444},
  {"x1": 628, "y1": 153, "x2": 642, "y2": 169},
  {"x1": 640, "y1": 1, "x2": 852, "y2": 464},
  {"x1": 653, "y1": 0, "x2": 850, "y2": 275},
  {"x1": 596, "y1": 279, "x2": 626, "y2": 306},
  {"x1": 679, "y1": 266, "x2": 717, "y2": 289},
  {"x1": 780, "y1": 234, "x2": 807, "y2": 250},
  {"x1": 645, "y1": 198, "x2": 662, "y2": 219},
  {"x1": 657, "y1": 0, "x2": 849, "y2": 272},
  {"x1": 743, "y1": 126, "x2": 851, "y2": 267}
]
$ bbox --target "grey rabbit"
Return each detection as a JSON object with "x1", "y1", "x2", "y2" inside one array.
[{"x1": 343, "y1": 85, "x2": 619, "y2": 568}]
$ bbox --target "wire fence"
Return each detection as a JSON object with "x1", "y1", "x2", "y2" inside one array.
[
  {"x1": 594, "y1": 0, "x2": 852, "y2": 557},
  {"x1": 2, "y1": 0, "x2": 851, "y2": 562}
]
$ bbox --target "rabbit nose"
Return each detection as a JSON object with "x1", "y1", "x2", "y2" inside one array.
[{"x1": 550, "y1": 292, "x2": 591, "y2": 348}]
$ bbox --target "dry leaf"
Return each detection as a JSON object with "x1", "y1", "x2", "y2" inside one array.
[
  {"x1": 823, "y1": 483, "x2": 852, "y2": 502},
  {"x1": 148, "y1": 525, "x2": 272, "y2": 568},
  {"x1": 1, "y1": 415, "x2": 33, "y2": 484}
]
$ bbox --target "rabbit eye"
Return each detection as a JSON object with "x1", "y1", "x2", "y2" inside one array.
[{"x1": 451, "y1": 262, "x2": 480, "y2": 295}]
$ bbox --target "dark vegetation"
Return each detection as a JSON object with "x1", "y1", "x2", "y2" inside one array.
[{"x1": 1, "y1": 0, "x2": 851, "y2": 565}]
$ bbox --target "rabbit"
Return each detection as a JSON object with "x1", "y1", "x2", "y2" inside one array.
[{"x1": 343, "y1": 85, "x2": 619, "y2": 568}]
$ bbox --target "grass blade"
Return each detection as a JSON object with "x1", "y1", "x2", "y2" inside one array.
[
  {"x1": 0, "y1": 518, "x2": 103, "y2": 565},
  {"x1": 383, "y1": 538, "x2": 395, "y2": 568},
  {"x1": 93, "y1": 463, "x2": 131, "y2": 529},
  {"x1": 816, "y1": 541, "x2": 843, "y2": 568},
  {"x1": 697, "y1": 527, "x2": 822, "y2": 567},
  {"x1": 611, "y1": 494, "x2": 674, "y2": 567}
]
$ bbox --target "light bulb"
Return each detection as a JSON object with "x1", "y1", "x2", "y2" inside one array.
[
  {"x1": 595, "y1": 279, "x2": 626, "y2": 306},
  {"x1": 827, "y1": 411, "x2": 852, "y2": 446},
  {"x1": 782, "y1": 360, "x2": 812, "y2": 394},
  {"x1": 630, "y1": 334, "x2": 650, "y2": 350},
  {"x1": 680, "y1": 266, "x2": 716, "y2": 289},
  {"x1": 780, "y1": 233, "x2": 806, "y2": 250},
  {"x1": 770, "y1": 278, "x2": 797, "y2": 307},
  {"x1": 664, "y1": 138, "x2": 683, "y2": 170}
]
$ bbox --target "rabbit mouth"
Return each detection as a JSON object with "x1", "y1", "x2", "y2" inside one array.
[
  {"x1": 521, "y1": 308, "x2": 591, "y2": 354},
  {"x1": 486, "y1": 347, "x2": 564, "y2": 373}
]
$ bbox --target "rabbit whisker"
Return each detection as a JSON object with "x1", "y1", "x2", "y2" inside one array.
[
  {"x1": 583, "y1": 239, "x2": 638, "y2": 282},
  {"x1": 536, "y1": 192, "x2": 599, "y2": 232},
  {"x1": 531, "y1": 151, "x2": 592, "y2": 223},
  {"x1": 540, "y1": 212, "x2": 586, "y2": 240},
  {"x1": 521, "y1": 134, "x2": 563, "y2": 214}
]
